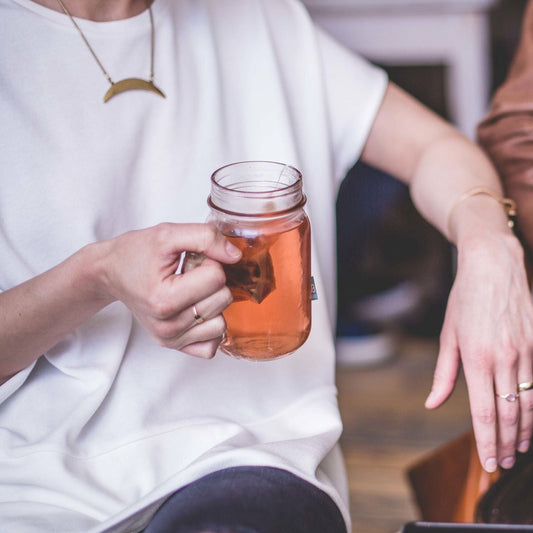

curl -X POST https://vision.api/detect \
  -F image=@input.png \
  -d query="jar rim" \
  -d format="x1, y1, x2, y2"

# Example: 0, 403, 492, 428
211, 161, 301, 193
209, 161, 304, 215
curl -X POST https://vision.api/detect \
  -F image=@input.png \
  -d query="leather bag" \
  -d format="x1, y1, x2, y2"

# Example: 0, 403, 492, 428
407, 431, 500, 523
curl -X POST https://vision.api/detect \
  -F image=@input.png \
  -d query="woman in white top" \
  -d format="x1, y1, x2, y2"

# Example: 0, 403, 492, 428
1, 0, 532, 531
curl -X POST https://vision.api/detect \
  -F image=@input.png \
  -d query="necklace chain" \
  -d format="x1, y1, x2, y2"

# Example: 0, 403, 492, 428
56, 0, 165, 102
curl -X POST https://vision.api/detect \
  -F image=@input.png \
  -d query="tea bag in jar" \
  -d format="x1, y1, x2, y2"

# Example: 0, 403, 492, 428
223, 235, 277, 304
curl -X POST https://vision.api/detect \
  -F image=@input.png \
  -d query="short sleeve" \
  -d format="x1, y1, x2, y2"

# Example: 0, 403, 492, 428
315, 26, 388, 182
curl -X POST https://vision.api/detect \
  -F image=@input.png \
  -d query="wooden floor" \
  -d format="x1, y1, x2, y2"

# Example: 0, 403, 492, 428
336, 334, 472, 533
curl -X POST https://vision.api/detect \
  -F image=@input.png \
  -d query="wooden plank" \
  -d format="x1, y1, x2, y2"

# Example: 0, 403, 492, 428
337, 336, 472, 532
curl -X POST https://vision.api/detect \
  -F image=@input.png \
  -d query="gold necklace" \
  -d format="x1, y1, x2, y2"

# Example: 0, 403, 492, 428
56, 0, 166, 103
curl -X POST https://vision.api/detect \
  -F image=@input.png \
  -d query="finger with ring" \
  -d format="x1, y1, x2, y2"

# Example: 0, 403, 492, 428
518, 381, 533, 393
496, 392, 520, 402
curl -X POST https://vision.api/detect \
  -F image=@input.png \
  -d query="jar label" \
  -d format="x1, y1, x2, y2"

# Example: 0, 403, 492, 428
310, 276, 318, 301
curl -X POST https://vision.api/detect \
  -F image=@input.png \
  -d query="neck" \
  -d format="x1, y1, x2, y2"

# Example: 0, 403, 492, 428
32, 0, 152, 21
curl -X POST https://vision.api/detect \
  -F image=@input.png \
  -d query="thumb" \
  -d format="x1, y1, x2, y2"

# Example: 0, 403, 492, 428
425, 334, 461, 410
203, 226, 242, 264
167, 223, 242, 265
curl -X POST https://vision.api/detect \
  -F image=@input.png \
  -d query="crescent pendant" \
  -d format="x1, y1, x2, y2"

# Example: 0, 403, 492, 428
103, 78, 166, 103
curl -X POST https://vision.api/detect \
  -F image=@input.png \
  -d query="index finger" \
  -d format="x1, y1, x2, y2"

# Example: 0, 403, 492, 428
162, 223, 242, 264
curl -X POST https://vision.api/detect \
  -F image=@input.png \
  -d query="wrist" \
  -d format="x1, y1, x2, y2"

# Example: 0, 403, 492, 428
455, 222, 524, 270
449, 192, 516, 245
74, 241, 117, 306
447, 188, 516, 236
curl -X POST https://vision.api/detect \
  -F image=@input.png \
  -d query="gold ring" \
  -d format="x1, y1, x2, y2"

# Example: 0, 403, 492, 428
496, 392, 519, 403
193, 305, 204, 325
518, 381, 533, 392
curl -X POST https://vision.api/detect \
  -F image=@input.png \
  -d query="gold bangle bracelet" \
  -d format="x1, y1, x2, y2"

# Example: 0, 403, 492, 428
447, 187, 517, 236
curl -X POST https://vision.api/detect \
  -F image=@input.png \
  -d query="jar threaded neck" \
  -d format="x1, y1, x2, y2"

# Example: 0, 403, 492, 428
209, 161, 304, 215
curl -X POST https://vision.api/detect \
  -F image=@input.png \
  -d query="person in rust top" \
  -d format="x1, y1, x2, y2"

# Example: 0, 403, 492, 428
478, 0, 533, 258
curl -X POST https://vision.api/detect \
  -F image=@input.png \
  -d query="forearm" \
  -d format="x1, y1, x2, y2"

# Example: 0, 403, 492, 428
0, 243, 112, 383
361, 82, 513, 245
410, 134, 512, 245
0, 223, 242, 381
410, 133, 525, 315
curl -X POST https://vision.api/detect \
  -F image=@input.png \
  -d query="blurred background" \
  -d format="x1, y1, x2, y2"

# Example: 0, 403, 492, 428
300, 1, 529, 532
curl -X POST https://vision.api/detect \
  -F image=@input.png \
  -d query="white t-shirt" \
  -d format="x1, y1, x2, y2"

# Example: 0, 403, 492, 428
0, 0, 387, 531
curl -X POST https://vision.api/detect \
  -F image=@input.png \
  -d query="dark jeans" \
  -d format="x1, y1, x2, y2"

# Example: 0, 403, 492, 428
143, 466, 347, 533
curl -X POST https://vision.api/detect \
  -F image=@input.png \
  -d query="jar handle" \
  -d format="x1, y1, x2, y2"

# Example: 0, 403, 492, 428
181, 251, 206, 273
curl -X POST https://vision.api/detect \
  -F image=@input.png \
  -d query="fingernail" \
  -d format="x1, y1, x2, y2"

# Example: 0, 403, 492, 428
424, 391, 435, 407
225, 240, 241, 258
501, 456, 515, 469
518, 440, 530, 453
484, 457, 498, 473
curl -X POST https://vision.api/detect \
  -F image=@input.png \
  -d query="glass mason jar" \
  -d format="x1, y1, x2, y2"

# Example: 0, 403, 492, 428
208, 161, 311, 361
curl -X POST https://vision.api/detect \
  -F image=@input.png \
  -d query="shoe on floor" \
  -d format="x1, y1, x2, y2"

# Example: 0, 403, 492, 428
348, 280, 423, 325
335, 323, 396, 368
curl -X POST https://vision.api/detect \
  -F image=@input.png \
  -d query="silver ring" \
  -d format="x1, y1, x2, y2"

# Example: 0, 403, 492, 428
518, 381, 533, 392
496, 392, 519, 402
192, 305, 204, 325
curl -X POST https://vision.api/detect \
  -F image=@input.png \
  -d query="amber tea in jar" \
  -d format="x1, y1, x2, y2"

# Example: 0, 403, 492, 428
208, 161, 311, 360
